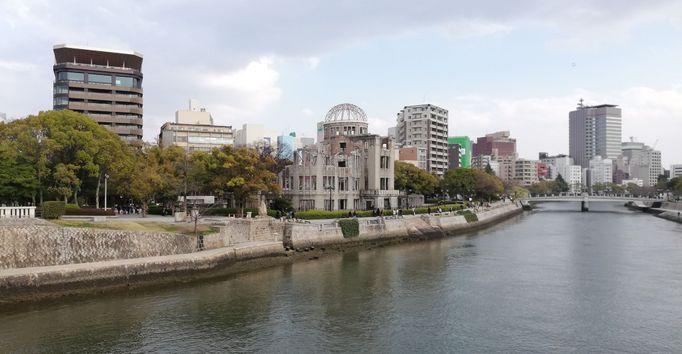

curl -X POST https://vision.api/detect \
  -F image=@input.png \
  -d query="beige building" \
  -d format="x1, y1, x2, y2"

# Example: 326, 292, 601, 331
281, 103, 399, 211
396, 104, 449, 176
159, 100, 233, 152
514, 159, 539, 186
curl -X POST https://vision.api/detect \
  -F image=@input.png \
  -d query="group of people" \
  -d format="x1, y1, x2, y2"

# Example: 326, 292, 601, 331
114, 204, 142, 215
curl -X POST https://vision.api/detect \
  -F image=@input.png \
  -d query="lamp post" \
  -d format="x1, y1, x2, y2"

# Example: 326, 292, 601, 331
326, 185, 335, 211
104, 174, 110, 210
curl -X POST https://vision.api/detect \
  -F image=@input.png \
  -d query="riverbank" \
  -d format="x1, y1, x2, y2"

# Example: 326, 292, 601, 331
0, 202, 522, 304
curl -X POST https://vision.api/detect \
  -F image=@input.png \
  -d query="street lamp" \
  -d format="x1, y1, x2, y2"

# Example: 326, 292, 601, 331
104, 174, 110, 210
325, 185, 335, 211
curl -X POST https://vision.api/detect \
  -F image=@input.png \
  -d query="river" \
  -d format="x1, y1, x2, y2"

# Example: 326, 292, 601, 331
2, 202, 682, 353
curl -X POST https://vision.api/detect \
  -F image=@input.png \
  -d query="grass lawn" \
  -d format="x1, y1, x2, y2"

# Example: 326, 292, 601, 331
51, 220, 218, 236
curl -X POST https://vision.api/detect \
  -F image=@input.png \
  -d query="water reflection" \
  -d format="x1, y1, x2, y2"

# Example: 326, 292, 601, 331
1, 203, 682, 353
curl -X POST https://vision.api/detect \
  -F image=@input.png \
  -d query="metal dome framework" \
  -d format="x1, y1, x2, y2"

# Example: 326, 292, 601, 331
324, 103, 368, 123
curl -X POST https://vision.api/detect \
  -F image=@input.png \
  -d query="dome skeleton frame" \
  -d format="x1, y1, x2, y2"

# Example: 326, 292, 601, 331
324, 103, 368, 123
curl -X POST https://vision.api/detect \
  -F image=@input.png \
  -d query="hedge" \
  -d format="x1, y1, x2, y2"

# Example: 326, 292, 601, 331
457, 210, 478, 223
64, 204, 79, 209
201, 208, 260, 217
42, 201, 65, 219
339, 219, 360, 238
64, 208, 116, 216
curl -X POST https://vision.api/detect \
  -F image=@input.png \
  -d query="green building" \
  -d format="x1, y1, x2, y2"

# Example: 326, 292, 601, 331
447, 136, 471, 168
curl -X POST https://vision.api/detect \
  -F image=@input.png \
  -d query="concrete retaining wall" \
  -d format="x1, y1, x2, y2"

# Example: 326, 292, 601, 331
0, 219, 196, 269
286, 202, 521, 249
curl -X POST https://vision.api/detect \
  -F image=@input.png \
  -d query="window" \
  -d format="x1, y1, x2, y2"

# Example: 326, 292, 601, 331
53, 97, 68, 106
57, 71, 84, 82
338, 177, 348, 191
299, 176, 303, 190
88, 73, 112, 84
115, 76, 134, 87
340, 142, 346, 151
311, 176, 317, 190
54, 85, 68, 94
339, 199, 347, 210
338, 161, 346, 167
380, 156, 390, 169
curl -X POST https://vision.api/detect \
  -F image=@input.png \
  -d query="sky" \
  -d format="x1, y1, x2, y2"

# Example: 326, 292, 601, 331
1, 0, 681, 167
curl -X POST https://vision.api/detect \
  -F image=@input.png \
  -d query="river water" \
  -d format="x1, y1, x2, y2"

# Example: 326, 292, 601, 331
2, 202, 682, 353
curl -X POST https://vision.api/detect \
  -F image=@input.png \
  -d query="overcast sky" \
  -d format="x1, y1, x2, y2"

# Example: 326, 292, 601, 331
1, 0, 681, 166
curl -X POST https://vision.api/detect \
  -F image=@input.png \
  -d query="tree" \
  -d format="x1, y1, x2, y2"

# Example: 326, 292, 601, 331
509, 185, 529, 199
554, 174, 570, 193
394, 161, 439, 196
441, 168, 476, 200
473, 169, 504, 200
207, 145, 281, 214
128, 149, 164, 217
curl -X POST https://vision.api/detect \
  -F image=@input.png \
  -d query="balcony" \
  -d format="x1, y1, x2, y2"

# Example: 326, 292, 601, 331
68, 91, 142, 104
68, 102, 143, 115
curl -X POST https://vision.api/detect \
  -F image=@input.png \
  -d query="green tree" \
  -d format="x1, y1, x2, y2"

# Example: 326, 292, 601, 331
554, 174, 570, 193
441, 168, 476, 200
394, 161, 440, 196
473, 169, 504, 200
208, 146, 281, 214
128, 149, 164, 217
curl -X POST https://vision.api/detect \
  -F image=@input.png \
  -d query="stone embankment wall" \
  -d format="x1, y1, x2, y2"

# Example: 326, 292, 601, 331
0, 219, 196, 269
285, 202, 521, 249
202, 218, 284, 250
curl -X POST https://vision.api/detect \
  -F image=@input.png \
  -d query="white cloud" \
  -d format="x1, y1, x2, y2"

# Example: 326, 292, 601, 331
302, 108, 314, 116
202, 56, 281, 115
447, 87, 682, 166
442, 19, 513, 39
307, 57, 320, 70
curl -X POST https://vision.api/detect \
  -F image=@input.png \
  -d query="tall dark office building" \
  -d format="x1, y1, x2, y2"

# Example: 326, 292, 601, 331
52, 44, 144, 146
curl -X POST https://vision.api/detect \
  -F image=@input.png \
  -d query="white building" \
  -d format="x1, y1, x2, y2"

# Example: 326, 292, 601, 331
547, 155, 582, 193
396, 104, 449, 176
670, 164, 682, 179
617, 140, 662, 187
234, 123, 278, 147
159, 100, 233, 152
472, 155, 500, 176
281, 103, 399, 211
622, 178, 644, 187
569, 101, 622, 168
587, 155, 613, 187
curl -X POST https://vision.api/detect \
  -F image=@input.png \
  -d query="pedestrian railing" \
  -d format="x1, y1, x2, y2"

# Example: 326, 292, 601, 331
0, 206, 36, 219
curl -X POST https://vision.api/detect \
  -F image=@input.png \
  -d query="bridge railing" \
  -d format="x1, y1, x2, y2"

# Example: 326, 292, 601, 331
0, 206, 36, 218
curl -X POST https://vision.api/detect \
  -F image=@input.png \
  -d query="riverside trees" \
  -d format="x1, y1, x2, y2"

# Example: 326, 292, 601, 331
0, 111, 280, 211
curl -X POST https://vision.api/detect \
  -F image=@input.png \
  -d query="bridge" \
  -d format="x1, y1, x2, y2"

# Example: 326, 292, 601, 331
526, 194, 664, 212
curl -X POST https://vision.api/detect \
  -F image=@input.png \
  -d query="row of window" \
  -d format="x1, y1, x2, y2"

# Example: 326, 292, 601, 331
56, 71, 141, 88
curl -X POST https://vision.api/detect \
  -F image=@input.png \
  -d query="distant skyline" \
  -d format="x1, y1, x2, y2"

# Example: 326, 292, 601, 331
1, 0, 681, 166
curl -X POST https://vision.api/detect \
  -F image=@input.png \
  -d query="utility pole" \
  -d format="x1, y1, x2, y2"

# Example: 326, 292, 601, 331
104, 174, 109, 210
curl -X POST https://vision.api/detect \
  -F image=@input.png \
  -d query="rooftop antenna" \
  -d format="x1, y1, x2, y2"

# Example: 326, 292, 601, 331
578, 98, 584, 109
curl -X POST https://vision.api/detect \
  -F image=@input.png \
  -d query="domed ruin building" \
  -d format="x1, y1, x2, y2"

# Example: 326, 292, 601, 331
281, 103, 399, 211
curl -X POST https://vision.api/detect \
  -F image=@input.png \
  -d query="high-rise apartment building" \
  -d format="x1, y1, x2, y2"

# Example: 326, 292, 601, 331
52, 44, 144, 146
617, 140, 662, 187
396, 104, 449, 176
569, 101, 622, 168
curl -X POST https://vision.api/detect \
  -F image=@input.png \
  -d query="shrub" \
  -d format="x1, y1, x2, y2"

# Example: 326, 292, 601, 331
64, 203, 79, 209
339, 219, 360, 238
457, 210, 478, 223
42, 201, 66, 219
147, 206, 165, 215
64, 208, 115, 216
295, 210, 349, 220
